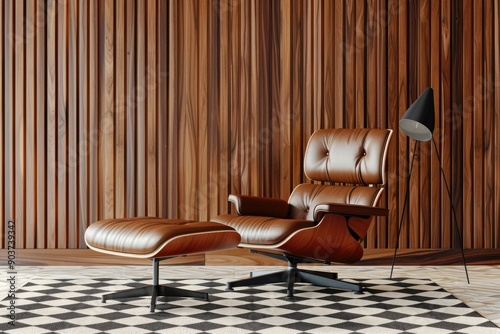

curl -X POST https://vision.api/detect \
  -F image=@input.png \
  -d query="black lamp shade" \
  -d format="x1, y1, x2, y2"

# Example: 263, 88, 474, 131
399, 87, 435, 141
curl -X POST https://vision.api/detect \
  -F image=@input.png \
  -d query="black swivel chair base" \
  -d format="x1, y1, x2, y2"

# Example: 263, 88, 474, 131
226, 251, 364, 299
101, 258, 209, 312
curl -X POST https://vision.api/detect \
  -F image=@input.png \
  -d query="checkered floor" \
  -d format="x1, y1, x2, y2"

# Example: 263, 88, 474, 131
1, 277, 498, 333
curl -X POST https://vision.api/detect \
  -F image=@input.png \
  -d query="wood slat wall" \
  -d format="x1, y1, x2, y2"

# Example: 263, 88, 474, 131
1, 0, 499, 250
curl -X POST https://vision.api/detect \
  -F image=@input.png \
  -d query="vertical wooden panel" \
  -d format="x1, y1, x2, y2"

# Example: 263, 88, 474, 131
407, 0, 420, 248
462, 0, 473, 248
206, 0, 218, 219
450, 0, 464, 249
146, 0, 157, 217
99, 0, 114, 220
78, 0, 89, 247
312, 0, 322, 130
397, 0, 409, 248
257, 0, 268, 193
494, 0, 500, 248
386, 0, 400, 248
334, 0, 344, 127
167, 0, 180, 217
418, 0, 431, 249
216, 0, 231, 215
430, 0, 441, 248
375, 0, 387, 129
303, 0, 313, 138
46, 0, 57, 248
354, 0, 365, 129
473, 0, 484, 248
483, 0, 494, 248
197, 0, 209, 212
365, 0, 377, 248
198, 0, 210, 220
440, 0, 452, 248
366, 0, 378, 129
26, 0, 37, 248
115, 0, 126, 219
157, 0, 169, 218
0, 0, 4, 248
125, 0, 136, 217
279, 0, 292, 198
14, 0, 25, 248
178, 0, 198, 219
136, 0, 146, 216
88, 0, 99, 235
291, 0, 303, 187
36, 0, 47, 247
427, 0, 440, 249
4, 1, 14, 236
344, 0, 356, 128
258, 0, 272, 196
57, 0, 68, 248
376, 0, 388, 247
323, 1, 334, 128
68, 0, 79, 248
229, 0, 242, 197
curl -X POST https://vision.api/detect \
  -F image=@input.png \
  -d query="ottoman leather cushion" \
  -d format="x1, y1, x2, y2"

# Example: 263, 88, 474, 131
85, 217, 241, 258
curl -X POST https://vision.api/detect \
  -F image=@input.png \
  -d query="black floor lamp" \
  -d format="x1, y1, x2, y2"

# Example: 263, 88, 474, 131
390, 87, 470, 283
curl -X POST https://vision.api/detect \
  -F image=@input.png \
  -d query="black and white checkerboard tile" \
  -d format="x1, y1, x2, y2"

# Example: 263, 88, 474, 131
1, 277, 498, 333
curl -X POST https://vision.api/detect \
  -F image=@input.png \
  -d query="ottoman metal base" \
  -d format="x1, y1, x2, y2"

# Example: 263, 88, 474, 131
102, 258, 208, 312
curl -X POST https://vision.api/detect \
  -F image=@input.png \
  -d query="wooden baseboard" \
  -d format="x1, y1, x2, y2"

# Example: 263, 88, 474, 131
2, 248, 499, 266
1, 249, 205, 266
354, 248, 500, 266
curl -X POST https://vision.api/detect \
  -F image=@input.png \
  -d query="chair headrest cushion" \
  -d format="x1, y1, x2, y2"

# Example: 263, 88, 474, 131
304, 128, 392, 185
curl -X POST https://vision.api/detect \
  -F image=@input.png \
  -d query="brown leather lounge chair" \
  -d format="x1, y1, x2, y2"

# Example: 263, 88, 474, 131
211, 128, 393, 298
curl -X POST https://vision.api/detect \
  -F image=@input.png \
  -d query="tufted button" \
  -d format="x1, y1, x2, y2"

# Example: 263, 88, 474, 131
326, 151, 329, 156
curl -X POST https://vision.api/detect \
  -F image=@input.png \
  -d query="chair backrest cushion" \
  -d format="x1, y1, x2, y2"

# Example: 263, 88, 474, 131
304, 128, 392, 185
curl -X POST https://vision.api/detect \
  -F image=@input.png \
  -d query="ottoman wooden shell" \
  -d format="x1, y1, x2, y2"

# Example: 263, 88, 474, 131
85, 217, 241, 312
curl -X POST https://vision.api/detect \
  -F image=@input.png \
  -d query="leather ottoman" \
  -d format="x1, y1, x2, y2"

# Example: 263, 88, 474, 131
85, 217, 240, 311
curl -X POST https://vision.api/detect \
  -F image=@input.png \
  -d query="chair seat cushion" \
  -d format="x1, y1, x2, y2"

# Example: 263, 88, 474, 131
84, 217, 241, 258
211, 214, 315, 245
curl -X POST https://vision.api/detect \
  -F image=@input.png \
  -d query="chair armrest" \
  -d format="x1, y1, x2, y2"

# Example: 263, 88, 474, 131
313, 203, 388, 221
228, 194, 289, 218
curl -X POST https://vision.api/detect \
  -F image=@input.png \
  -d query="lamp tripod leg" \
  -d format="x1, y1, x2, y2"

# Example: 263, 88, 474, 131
432, 139, 470, 284
390, 140, 418, 279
